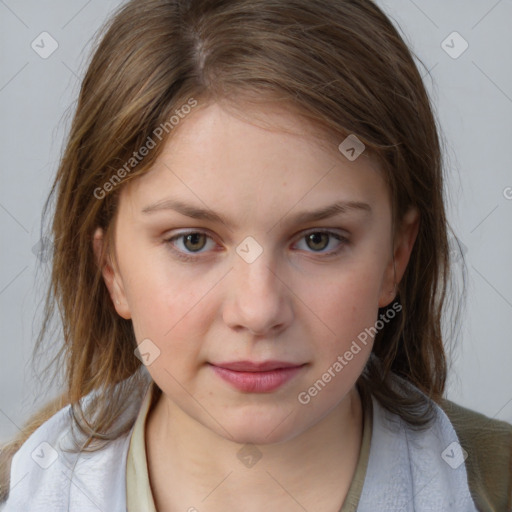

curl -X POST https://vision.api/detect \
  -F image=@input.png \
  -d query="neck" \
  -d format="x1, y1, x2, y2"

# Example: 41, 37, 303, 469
145, 386, 364, 512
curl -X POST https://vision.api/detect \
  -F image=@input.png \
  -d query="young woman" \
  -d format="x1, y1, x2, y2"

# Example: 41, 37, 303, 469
1, 0, 510, 511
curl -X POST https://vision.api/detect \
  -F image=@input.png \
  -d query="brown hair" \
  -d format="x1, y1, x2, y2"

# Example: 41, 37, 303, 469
1, 0, 462, 493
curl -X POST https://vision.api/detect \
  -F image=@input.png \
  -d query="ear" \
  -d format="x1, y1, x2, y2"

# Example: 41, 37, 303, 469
378, 207, 420, 308
92, 226, 132, 319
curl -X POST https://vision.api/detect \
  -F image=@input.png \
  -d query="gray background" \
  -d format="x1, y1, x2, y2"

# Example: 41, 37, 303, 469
1, 0, 511, 444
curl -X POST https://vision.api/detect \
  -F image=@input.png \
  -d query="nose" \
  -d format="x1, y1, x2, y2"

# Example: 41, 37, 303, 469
222, 249, 293, 337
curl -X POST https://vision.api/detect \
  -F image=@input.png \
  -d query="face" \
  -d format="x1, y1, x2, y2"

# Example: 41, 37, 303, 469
94, 101, 418, 445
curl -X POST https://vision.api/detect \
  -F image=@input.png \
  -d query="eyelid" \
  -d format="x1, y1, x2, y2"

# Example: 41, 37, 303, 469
163, 227, 350, 261
164, 230, 218, 261
292, 229, 349, 254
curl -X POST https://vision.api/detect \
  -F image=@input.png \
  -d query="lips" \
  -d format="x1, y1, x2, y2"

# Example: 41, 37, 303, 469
209, 360, 306, 393
212, 360, 303, 372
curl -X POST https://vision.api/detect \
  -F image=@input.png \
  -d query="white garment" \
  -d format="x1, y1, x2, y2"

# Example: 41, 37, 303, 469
1, 373, 479, 512
357, 383, 478, 511
1, 404, 131, 512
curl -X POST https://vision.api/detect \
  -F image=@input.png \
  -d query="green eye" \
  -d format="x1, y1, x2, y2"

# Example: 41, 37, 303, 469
305, 232, 330, 251
164, 229, 349, 263
295, 230, 348, 255
181, 232, 208, 252
164, 231, 216, 261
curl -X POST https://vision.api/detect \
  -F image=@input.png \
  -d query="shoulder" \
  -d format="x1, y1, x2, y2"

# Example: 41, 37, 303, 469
439, 398, 512, 512
1, 396, 138, 511
0, 403, 74, 510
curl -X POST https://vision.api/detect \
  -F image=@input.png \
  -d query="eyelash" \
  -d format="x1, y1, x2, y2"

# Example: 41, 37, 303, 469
163, 229, 349, 262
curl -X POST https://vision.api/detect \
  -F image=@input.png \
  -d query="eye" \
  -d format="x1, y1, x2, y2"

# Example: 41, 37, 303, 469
164, 231, 216, 261
294, 230, 348, 255
164, 229, 349, 263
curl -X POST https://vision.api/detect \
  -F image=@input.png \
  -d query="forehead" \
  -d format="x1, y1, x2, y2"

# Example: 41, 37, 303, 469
117, 101, 388, 223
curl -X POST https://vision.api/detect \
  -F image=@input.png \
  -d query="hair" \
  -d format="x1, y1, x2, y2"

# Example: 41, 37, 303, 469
1, 0, 463, 494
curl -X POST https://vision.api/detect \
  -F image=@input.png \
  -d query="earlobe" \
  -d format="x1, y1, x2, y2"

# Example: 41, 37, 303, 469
92, 227, 132, 319
378, 207, 420, 308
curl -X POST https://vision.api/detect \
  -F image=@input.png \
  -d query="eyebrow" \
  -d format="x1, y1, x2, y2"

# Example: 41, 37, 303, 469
141, 198, 372, 229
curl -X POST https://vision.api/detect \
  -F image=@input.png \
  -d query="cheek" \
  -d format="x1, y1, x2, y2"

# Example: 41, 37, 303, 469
122, 252, 218, 363
127, 275, 210, 391
121, 246, 190, 322
295, 264, 387, 403
312, 260, 386, 343
130, 283, 211, 343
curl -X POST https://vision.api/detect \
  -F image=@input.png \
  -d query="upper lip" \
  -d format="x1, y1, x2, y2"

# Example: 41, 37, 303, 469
211, 360, 305, 372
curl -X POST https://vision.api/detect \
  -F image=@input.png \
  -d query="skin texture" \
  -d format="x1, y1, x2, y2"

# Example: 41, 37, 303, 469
93, 101, 419, 511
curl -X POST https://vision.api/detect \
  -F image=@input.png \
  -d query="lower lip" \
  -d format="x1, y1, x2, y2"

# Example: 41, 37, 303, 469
210, 365, 305, 393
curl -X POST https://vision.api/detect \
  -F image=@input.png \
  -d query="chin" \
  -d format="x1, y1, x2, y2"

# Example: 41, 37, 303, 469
213, 410, 305, 446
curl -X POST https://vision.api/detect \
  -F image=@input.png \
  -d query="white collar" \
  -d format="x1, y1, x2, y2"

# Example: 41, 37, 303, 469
2, 373, 478, 511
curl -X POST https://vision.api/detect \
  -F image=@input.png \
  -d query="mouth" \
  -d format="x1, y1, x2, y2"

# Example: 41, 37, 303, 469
208, 360, 307, 393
